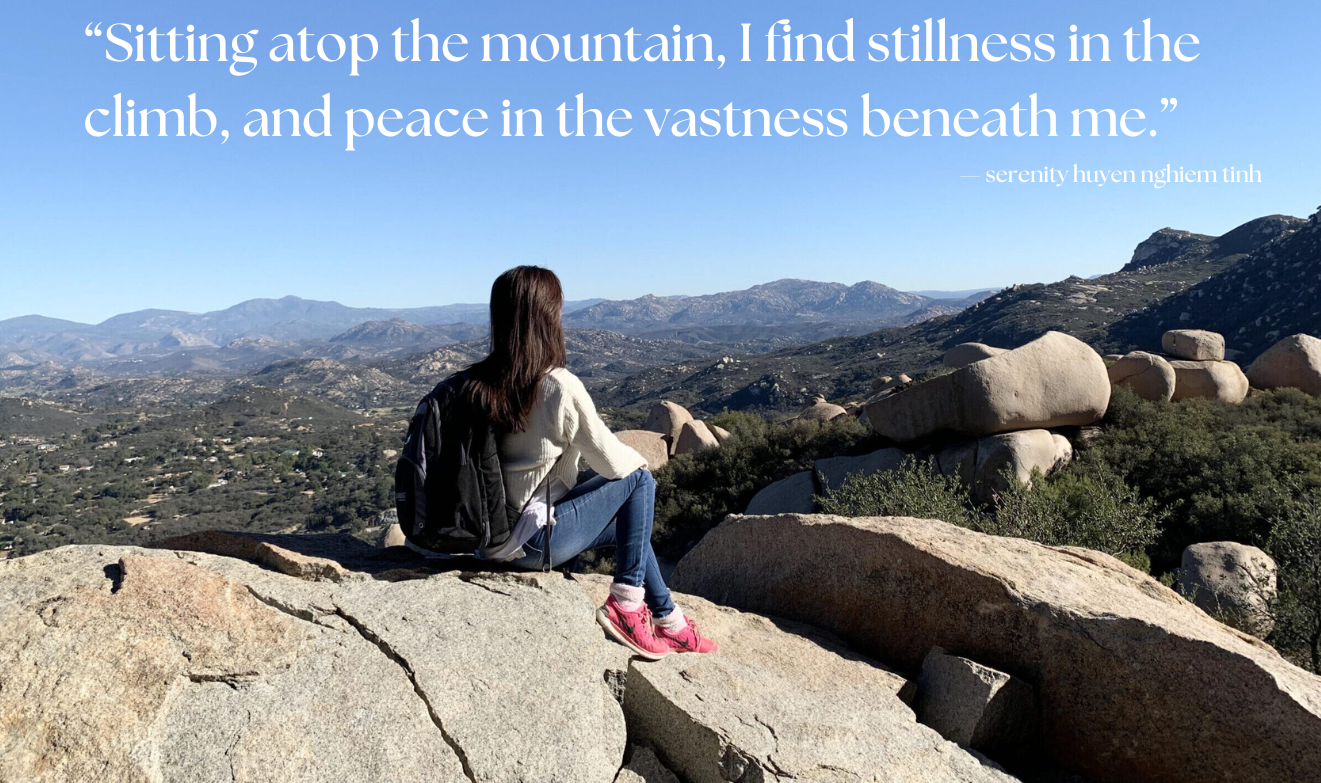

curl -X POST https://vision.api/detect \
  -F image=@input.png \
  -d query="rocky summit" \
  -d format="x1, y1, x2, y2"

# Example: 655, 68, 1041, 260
1, 530, 1018, 783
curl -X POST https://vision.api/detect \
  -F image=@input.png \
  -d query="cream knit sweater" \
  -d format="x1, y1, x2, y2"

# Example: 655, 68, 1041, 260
498, 368, 647, 513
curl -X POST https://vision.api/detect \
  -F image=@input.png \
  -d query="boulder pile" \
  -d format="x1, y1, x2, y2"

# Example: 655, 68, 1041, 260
748, 332, 1105, 513
1110, 329, 1321, 403
0, 530, 1018, 783
629, 401, 731, 462
672, 513, 1321, 783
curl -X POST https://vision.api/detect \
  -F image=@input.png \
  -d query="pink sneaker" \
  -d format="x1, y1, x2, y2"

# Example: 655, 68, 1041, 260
596, 595, 670, 660
656, 620, 719, 654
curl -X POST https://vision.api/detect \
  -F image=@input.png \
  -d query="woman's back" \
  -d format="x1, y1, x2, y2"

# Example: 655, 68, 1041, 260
498, 367, 645, 513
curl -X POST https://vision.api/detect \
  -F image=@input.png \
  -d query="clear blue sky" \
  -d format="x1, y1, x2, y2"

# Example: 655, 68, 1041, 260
2, 0, 1317, 323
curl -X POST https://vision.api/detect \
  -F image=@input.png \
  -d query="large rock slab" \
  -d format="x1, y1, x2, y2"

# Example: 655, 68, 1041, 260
645, 402, 694, 456
743, 470, 817, 515
865, 332, 1110, 443
672, 514, 1321, 783
617, 429, 670, 470
0, 547, 468, 783
1246, 333, 1321, 396
1162, 329, 1226, 361
576, 576, 1016, 783
943, 343, 1008, 369
0, 538, 629, 783
1107, 350, 1177, 402
1170, 359, 1250, 403
1180, 541, 1278, 636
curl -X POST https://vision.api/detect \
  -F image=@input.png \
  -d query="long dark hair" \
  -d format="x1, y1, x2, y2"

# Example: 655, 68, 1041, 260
465, 266, 568, 432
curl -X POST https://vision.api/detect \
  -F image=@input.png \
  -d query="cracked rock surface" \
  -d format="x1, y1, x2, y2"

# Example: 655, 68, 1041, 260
0, 546, 467, 783
0, 532, 1029, 782
578, 575, 1015, 783
0, 543, 624, 783
672, 514, 1321, 783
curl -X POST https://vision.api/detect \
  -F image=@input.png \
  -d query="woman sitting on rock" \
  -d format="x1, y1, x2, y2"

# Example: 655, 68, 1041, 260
466, 265, 716, 659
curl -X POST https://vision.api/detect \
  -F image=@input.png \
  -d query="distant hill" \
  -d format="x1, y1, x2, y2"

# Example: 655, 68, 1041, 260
593, 212, 1307, 415
563, 280, 940, 334
1107, 214, 1318, 360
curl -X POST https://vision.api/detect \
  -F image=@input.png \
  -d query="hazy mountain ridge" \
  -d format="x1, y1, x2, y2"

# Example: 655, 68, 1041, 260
0, 296, 604, 362
563, 279, 948, 334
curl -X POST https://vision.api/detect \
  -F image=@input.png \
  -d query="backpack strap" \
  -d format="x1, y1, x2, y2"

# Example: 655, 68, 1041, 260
541, 477, 554, 572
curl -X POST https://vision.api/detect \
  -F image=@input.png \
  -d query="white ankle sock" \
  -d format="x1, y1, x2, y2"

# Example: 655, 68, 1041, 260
609, 582, 645, 612
655, 606, 687, 631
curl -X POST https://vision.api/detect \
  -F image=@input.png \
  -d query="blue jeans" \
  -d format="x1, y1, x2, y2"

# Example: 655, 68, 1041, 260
511, 469, 675, 619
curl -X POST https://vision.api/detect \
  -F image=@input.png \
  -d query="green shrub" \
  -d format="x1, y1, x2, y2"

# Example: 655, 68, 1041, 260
816, 457, 1161, 561
1083, 386, 1321, 571
816, 456, 979, 529
986, 465, 1164, 558
651, 413, 877, 559
1268, 488, 1321, 672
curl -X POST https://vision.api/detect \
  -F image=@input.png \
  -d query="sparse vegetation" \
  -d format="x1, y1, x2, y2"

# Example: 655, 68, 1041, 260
0, 389, 403, 557
816, 456, 978, 528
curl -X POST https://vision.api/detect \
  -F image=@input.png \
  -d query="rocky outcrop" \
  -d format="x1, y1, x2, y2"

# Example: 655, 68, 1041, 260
645, 401, 693, 456
865, 332, 1110, 443
1180, 541, 1278, 636
576, 576, 1015, 783
674, 420, 720, 456
1162, 329, 1226, 361
1170, 359, 1250, 403
797, 396, 847, 422
0, 541, 627, 783
1106, 350, 1177, 402
943, 343, 1007, 369
617, 429, 670, 470
1120, 227, 1214, 272
709, 424, 732, 444
1246, 333, 1321, 396
936, 430, 1071, 503
672, 514, 1321, 783
1, 533, 1019, 783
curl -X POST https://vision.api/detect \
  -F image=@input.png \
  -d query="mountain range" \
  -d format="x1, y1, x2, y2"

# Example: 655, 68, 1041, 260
0, 283, 994, 372
561, 280, 979, 334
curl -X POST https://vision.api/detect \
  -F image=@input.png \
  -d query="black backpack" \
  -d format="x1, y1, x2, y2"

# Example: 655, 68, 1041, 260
394, 373, 520, 555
